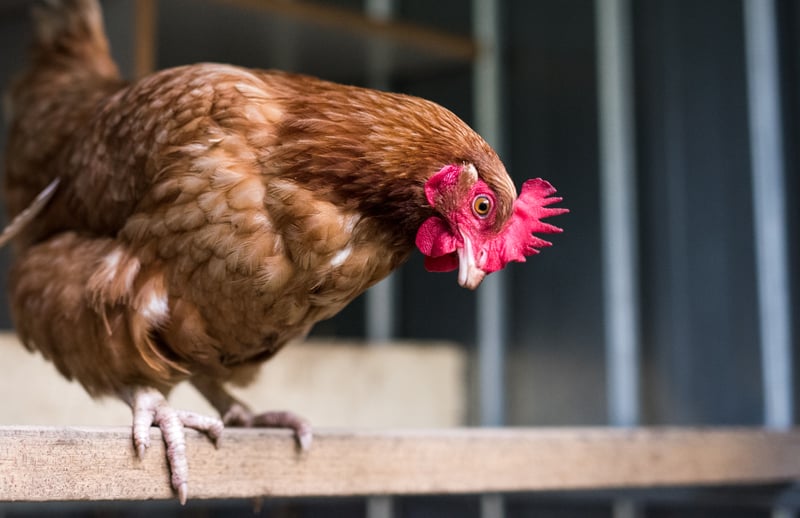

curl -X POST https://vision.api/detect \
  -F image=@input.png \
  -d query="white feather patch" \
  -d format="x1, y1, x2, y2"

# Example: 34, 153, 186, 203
88, 247, 142, 310
140, 290, 169, 325
340, 214, 360, 235
330, 247, 352, 268
100, 249, 139, 293
103, 249, 122, 273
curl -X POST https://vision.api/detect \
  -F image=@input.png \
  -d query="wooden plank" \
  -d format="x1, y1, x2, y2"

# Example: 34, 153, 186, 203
2, 427, 800, 502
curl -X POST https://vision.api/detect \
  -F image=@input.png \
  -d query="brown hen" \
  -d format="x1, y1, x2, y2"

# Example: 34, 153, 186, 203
3, 0, 566, 502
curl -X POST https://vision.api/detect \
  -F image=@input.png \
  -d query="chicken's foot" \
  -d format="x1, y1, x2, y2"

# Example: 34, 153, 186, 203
191, 377, 313, 450
224, 403, 313, 450
122, 386, 224, 504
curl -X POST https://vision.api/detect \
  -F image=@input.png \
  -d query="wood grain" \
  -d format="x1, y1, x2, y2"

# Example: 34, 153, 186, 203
2, 427, 799, 502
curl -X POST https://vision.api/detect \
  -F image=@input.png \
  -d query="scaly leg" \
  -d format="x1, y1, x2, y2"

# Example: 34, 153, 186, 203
191, 376, 313, 450
121, 386, 224, 504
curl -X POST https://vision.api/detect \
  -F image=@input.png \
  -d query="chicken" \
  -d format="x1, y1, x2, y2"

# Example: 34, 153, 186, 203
3, 0, 567, 503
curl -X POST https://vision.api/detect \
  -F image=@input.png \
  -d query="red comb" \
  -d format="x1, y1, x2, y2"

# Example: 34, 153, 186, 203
483, 178, 567, 272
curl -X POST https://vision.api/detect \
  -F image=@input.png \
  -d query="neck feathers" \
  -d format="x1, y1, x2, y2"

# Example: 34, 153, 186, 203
265, 72, 514, 238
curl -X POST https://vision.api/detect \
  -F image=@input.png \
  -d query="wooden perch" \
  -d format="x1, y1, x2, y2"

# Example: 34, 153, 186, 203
2, 426, 800, 502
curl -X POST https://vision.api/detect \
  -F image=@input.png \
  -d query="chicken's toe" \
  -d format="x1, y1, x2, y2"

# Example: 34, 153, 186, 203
125, 386, 224, 504
223, 404, 313, 450
251, 410, 313, 450
177, 409, 224, 445
192, 378, 312, 449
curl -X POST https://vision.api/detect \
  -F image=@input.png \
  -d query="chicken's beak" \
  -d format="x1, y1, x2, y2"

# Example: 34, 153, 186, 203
457, 233, 487, 290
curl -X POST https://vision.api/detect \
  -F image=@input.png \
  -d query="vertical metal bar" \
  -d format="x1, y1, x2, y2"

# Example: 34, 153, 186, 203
364, 0, 397, 344
595, 0, 640, 430
474, 0, 506, 517
743, 1, 794, 517
596, 1, 641, 517
612, 500, 641, 518
366, 276, 397, 342
366, 0, 394, 22
477, 274, 506, 427
474, 0, 505, 434
365, 0, 394, 92
364, 3, 397, 517
366, 496, 394, 518
743, 0, 794, 432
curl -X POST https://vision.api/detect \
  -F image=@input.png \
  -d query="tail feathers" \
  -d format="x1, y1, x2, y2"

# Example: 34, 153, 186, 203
30, 0, 115, 74
0, 179, 60, 248
32, 0, 105, 47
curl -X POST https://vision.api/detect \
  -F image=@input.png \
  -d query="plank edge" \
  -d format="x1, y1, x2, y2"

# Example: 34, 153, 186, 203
2, 426, 800, 502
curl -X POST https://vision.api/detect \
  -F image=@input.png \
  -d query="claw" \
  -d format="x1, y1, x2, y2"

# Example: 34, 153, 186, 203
298, 429, 313, 451
177, 482, 188, 506
124, 386, 224, 504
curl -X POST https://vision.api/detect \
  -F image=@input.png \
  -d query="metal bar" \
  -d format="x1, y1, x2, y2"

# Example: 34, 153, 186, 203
473, 0, 505, 434
364, 0, 397, 343
612, 499, 642, 518
473, 0, 506, 517
473, 0, 505, 432
366, 496, 394, 518
363, 0, 397, 342
595, 0, 640, 430
477, 274, 506, 428
473, 0, 503, 153
365, 275, 397, 342
743, 0, 794, 432
743, 1, 795, 516
596, 1, 640, 517
365, 0, 394, 93
364, 1, 396, 516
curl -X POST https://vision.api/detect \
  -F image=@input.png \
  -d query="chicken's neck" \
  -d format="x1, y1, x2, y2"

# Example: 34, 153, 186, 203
290, 163, 434, 252
264, 73, 493, 252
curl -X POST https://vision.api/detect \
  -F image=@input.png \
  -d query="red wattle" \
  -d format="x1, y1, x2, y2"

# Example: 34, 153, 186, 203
415, 216, 458, 257
416, 216, 461, 272
424, 253, 459, 272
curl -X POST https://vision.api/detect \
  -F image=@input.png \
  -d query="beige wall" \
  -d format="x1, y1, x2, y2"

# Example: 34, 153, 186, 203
0, 334, 466, 428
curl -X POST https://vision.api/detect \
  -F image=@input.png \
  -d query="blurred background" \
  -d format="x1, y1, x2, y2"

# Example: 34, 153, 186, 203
0, 0, 798, 517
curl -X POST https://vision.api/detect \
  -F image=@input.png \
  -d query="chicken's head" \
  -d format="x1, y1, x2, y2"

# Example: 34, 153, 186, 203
415, 164, 567, 289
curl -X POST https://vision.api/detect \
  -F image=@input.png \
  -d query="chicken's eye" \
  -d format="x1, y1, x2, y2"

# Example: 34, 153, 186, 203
472, 195, 492, 218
